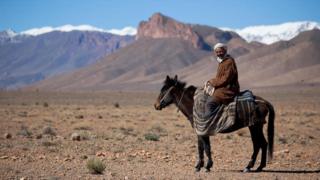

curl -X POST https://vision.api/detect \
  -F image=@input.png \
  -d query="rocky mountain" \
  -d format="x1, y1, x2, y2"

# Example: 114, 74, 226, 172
0, 30, 134, 89
137, 13, 208, 49
21, 13, 320, 91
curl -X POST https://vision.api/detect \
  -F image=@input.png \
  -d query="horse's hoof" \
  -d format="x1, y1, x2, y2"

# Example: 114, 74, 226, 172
195, 168, 201, 172
205, 168, 211, 172
243, 168, 251, 173
255, 167, 263, 172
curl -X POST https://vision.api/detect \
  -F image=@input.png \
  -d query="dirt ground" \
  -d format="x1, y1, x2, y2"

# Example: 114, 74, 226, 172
0, 89, 319, 180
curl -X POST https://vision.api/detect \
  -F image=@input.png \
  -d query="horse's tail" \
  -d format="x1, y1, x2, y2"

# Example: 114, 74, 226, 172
265, 99, 275, 162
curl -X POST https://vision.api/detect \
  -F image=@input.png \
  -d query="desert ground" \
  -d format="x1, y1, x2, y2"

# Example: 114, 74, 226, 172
0, 87, 320, 179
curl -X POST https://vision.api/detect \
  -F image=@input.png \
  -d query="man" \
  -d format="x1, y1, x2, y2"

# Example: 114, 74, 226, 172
204, 43, 240, 105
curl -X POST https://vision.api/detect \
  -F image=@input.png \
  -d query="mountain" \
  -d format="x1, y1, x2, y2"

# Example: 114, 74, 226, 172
178, 29, 320, 88
0, 31, 134, 89
224, 21, 320, 44
29, 38, 210, 91
20, 24, 137, 36
13, 13, 320, 91
137, 13, 207, 49
0, 29, 30, 44
26, 13, 265, 91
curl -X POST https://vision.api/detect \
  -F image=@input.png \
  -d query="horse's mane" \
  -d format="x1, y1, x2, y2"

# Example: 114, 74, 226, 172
166, 78, 196, 93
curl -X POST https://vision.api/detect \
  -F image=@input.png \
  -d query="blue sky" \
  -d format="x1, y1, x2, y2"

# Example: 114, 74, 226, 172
1, 0, 319, 32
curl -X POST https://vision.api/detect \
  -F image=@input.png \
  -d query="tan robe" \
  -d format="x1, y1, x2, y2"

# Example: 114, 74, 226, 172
208, 55, 240, 105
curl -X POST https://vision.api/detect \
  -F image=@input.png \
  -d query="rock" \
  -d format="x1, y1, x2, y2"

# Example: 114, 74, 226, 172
80, 155, 88, 159
4, 133, 12, 139
64, 158, 72, 162
136, 13, 205, 49
39, 155, 46, 160
0, 156, 9, 159
71, 133, 81, 141
36, 134, 42, 139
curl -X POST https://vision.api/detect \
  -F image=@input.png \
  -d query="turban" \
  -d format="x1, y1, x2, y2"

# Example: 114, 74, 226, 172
213, 43, 227, 51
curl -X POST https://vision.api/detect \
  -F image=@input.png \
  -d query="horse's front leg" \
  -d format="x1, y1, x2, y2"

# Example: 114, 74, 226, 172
203, 136, 213, 172
195, 136, 204, 172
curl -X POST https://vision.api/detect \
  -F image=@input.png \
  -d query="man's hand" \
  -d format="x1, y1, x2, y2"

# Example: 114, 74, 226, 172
204, 81, 215, 96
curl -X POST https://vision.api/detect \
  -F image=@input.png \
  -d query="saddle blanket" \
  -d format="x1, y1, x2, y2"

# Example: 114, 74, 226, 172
193, 89, 258, 136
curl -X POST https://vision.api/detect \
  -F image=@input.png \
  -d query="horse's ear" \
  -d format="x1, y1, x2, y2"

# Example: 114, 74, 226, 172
166, 75, 170, 82
174, 75, 178, 81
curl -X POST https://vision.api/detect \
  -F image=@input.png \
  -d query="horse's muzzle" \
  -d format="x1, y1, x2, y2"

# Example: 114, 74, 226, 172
154, 102, 162, 110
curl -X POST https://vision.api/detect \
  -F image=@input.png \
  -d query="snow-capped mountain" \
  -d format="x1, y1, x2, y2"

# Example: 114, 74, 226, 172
19, 25, 137, 36
223, 21, 320, 44
0, 29, 17, 37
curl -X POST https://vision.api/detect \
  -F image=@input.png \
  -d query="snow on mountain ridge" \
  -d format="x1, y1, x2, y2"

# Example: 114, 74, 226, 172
19, 25, 137, 36
223, 21, 320, 44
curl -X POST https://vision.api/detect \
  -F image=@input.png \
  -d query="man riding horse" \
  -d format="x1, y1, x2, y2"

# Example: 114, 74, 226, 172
204, 43, 240, 105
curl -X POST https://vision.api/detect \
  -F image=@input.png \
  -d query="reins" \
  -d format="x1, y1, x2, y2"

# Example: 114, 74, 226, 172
176, 88, 186, 113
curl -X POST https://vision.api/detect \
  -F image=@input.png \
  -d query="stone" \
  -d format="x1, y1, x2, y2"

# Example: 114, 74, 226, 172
71, 133, 81, 141
4, 133, 12, 139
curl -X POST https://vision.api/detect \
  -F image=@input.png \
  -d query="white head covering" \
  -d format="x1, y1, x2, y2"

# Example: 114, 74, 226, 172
213, 43, 227, 51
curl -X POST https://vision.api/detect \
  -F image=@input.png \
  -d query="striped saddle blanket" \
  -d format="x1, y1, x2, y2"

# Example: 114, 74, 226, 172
193, 89, 257, 136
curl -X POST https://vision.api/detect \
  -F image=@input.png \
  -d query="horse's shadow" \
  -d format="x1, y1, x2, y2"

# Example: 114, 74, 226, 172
229, 169, 320, 174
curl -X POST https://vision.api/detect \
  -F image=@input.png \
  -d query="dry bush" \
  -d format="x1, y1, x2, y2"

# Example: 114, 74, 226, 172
144, 133, 160, 141
86, 158, 106, 174
42, 126, 56, 136
17, 125, 32, 137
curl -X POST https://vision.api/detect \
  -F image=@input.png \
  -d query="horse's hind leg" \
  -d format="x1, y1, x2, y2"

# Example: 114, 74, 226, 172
256, 124, 268, 172
195, 136, 204, 172
243, 126, 260, 172
203, 136, 213, 172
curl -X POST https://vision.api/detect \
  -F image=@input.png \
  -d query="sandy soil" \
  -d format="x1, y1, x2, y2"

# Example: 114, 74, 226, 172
0, 89, 319, 179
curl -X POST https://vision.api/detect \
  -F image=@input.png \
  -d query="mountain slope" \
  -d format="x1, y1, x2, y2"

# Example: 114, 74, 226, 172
28, 15, 320, 91
0, 31, 134, 89
178, 29, 320, 88
31, 38, 210, 91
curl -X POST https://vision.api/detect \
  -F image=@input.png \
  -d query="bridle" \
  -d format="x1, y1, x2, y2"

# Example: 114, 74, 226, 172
159, 85, 186, 112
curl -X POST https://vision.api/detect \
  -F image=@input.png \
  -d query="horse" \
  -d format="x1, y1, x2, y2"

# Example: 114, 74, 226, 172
154, 75, 275, 172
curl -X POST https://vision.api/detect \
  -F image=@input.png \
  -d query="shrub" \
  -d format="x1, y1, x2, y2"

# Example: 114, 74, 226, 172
42, 126, 56, 136
17, 125, 32, 137
144, 133, 160, 141
86, 158, 106, 174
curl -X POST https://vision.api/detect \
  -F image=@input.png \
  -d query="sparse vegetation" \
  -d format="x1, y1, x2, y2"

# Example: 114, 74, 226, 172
149, 124, 168, 137
144, 133, 160, 141
41, 140, 57, 147
86, 158, 106, 174
17, 125, 32, 137
74, 126, 92, 131
42, 126, 56, 136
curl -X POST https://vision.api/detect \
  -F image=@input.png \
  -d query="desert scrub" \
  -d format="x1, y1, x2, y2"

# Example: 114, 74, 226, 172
42, 126, 56, 136
17, 125, 32, 137
144, 133, 160, 141
86, 158, 106, 174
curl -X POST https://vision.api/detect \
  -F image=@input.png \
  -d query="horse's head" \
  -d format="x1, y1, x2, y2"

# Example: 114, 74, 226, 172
154, 75, 186, 110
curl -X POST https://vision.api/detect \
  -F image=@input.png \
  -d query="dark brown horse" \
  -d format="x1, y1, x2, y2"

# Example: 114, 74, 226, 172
154, 75, 275, 172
